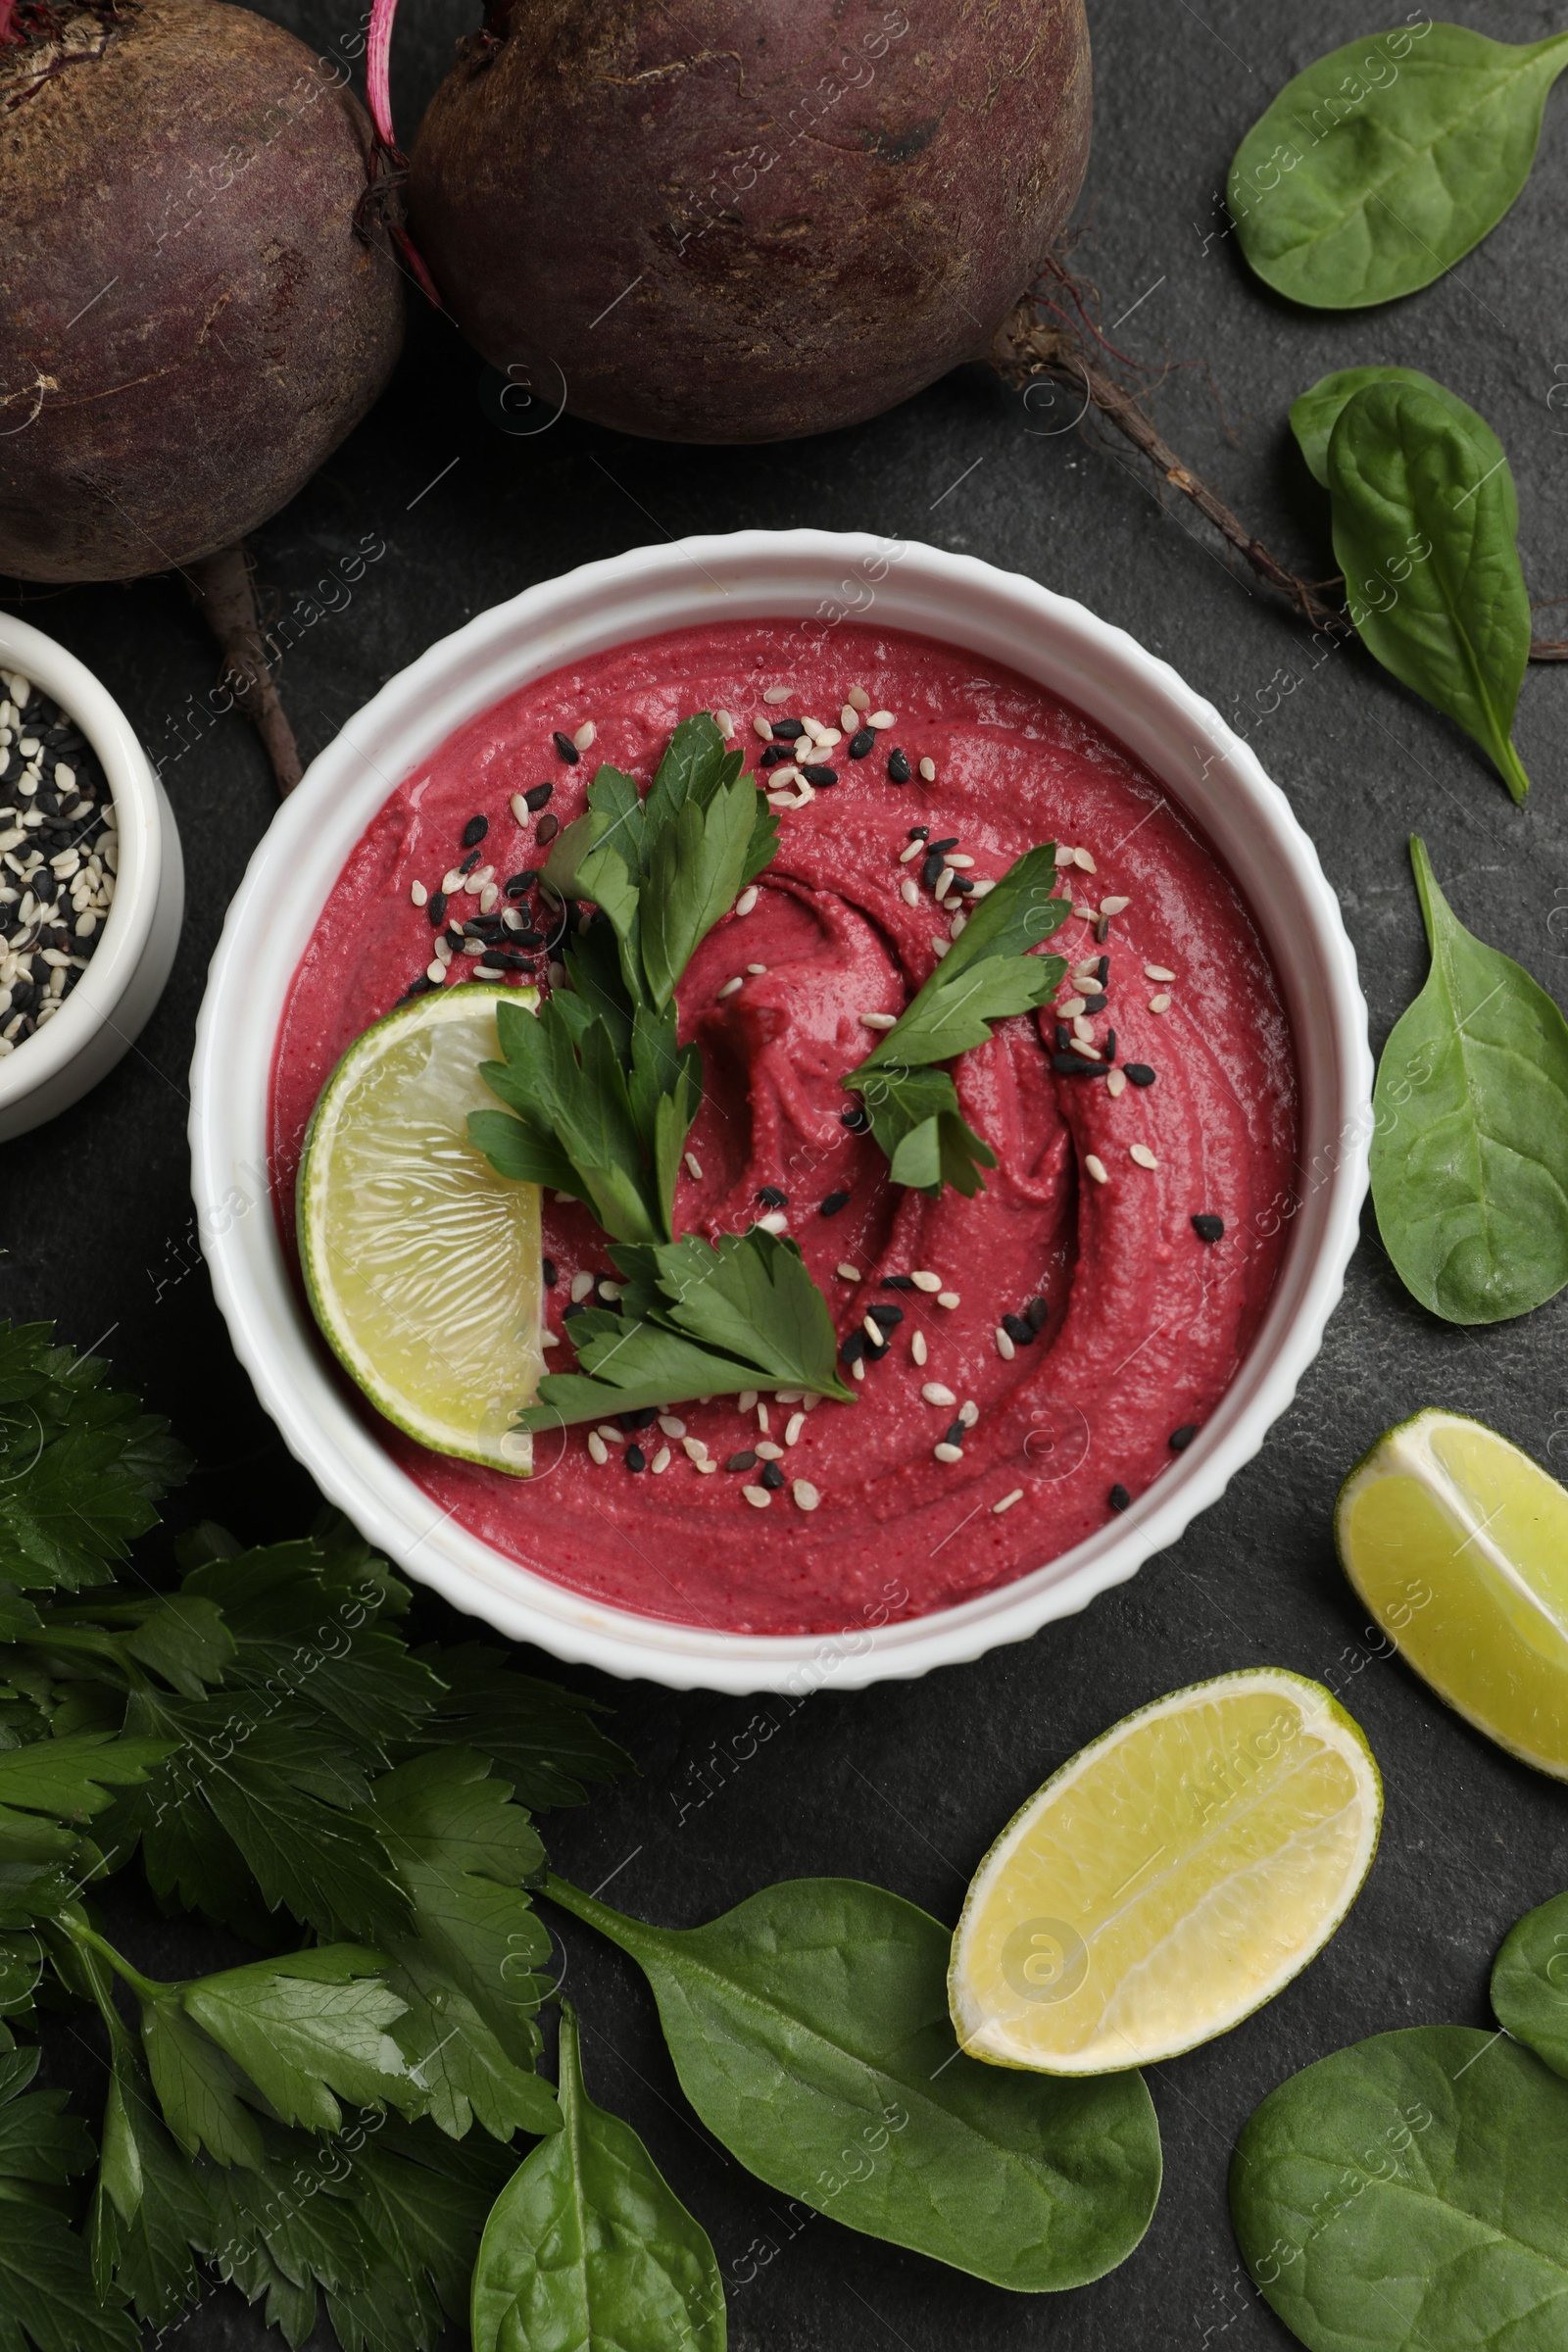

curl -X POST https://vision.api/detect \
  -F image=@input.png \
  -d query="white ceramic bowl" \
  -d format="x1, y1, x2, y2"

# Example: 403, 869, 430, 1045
0, 611, 183, 1140
191, 532, 1371, 1693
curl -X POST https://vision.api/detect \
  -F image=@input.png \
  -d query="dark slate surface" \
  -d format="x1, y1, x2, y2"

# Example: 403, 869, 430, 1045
5, 1, 1568, 2345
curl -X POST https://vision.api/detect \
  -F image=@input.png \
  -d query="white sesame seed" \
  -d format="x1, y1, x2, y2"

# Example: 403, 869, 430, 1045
793, 1479, 821, 1511
934, 869, 955, 902
742, 1484, 772, 1506
587, 1432, 609, 1465
746, 961, 767, 975
1130, 1144, 1158, 1170
867, 710, 895, 728
774, 1390, 803, 1403
945, 852, 974, 869
950, 912, 967, 939
921, 1382, 957, 1407
932, 938, 952, 958
755, 1440, 784, 1460
570, 1270, 596, 1302
958, 1400, 979, 1428
715, 709, 734, 738
785, 1411, 806, 1446
1057, 996, 1087, 1016
1101, 895, 1131, 916
901, 877, 919, 907
411, 879, 428, 906
718, 975, 745, 999
573, 720, 596, 752
681, 1436, 709, 1462
766, 793, 795, 812
837, 1263, 860, 1282
995, 1326, 1016, 1361
911, 1330, 928, 1366
74, 911, 96, 938
735, 885, 759, 916
993, 1488, 1024, 1515
852, 1358, 866, 1382
909, 1270, 942, 1293
898, 839, 925, 863
426, 959, 447, 986
1145, 964, 1176, 982
650, 1446, 671, 1473
464, 866, 495, 895
859, 1010, 898, 1029
659, 1415, 686, 1438
1073, 903, 1098, 922
1085, 1153, 1109, 1185
763, 685, 792, 704
969, 878, 995, 898
936, 1290, 960, 1309
1149, 993, 1171, 1014
684, 1151, 704, 1181
1074, 848, 1098, 872
757, 1210, 788, 1235
1072, 1015, 1096, 1042
848, 687, 871, 711
443, 867, 465, 893
540, 1330, 561, 1348
474, 963, 503, 980
918, 757, 936, 782
738, 1390, 759, 1412
1106, 1067, 1128, 1098
768, 764, 800, 786
479, 883, 499, 913
840, 704, 859, 730
695, 1458, 718, 1473
934, 1442, 964, 1464
817, 727, 843, 749
753, 713, 774, 740
862, 1313, 883, 1346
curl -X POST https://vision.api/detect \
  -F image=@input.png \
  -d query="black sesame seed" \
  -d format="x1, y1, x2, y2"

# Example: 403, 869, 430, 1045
840, 1331, 867, 1365
445, 927, 466, 950
842, 1104, 870, 1133
542, 1258, 558, 1287
513, 929, 546, 949
770, 717, 806, 740
562, 1301, 587, 1321
405, 974, 436, 998
952, 876, 974, 893
524, 782, 555, 810
1192, 1214, 1225, 1244
927, 837, 959, 856
819, 1190, 851, 1216
802, 763, 839, 787
907, 824, 929, 841
488, 948, 536, 971
1108, 1483, 1131, 1512
945, 1419, 966, 1448
760, 744, 791, 767
866, 1301, 904, 1331
552, 732, 579, 764
760, 1461, 785, 1491
1025, 1295, 1049, 1331
887, 748, 911, 784
1125, 1063, 1156, 1087
1001, 1312, 1036, 1347
1054, 1053, 1106, 1074
1054, 1023, 1072, 1053
462, 813, 489, 849
504, 869, 538, 898
617, 1407, 660, 1431
921, 852, 945, 891
1103, 1030, 1117, 1062
1095, 956, 1109, 983
1083, 992, 1107, 1013
881, 1274, 915, 1291
727, 1450, 759, 1472
427, 890, 448, 927
625, 1444, 647, 1472
459, 848, 481, 876
758, 1185, 788, 1209
865, 1339, 890, 1362
848, 728, 875, 759
1169, 1424, 1198, 1451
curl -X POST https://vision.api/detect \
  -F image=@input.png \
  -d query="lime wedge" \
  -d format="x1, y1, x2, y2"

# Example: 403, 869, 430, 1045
948, 1669, 1380, 2074
297, 983, 543, 1475
1337, 1407, 1568, 1779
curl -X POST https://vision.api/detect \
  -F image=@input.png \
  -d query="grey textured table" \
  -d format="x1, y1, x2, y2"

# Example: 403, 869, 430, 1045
6, 2, 1568, 2344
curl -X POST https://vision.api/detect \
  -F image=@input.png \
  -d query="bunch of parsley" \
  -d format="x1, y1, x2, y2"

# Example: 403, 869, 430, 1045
0, 1321, 626, 2352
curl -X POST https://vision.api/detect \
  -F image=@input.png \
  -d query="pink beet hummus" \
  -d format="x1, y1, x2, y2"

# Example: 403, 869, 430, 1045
270, 618, 1298, 1636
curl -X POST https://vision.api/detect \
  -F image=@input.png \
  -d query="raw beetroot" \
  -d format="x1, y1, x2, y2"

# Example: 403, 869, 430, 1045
0, 0, 403, 582
406, 0, 1090, 444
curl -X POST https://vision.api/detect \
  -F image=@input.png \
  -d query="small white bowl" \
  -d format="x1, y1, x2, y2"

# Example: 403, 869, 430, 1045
191, 532, 1371, 1693
0, 612, 183, 1140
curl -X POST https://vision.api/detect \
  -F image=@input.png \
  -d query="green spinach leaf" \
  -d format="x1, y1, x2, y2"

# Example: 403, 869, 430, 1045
1370, 839, 1568, 1324
1231, 2024, 1568, 2350
545, 1875, 1159, 2291
1492, 1890, 1568, 2082
1230, 24, 1568, 309
471, 2003, 723, 2352
1327, 380, 1531, 799
1291, 368, 1516, 527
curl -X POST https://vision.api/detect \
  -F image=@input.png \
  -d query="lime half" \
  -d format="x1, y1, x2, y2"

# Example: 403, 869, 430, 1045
1337, 1407, 1568, 1779
298, 983, 543, 1475
949, 1669, 1381, 2074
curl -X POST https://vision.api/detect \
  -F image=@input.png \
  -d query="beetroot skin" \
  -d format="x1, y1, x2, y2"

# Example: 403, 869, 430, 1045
409, 0, 1090, 444
0, 0, 403, 582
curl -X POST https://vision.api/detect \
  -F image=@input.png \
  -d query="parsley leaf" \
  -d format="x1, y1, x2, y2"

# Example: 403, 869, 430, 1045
0, 2030, 135, 2352
520, 1229, 855, 1431
846, 846, 1069, 1198
411, 1646, 630, 1811
90, 2048, 214, 2330
322, 2112, 516, 2352
180, 1948, 424, 2134
140, 1990, 267, 2169
0, 1326, 187, 1593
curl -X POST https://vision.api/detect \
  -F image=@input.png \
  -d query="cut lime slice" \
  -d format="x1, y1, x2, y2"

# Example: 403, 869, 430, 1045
297, 982, 543, 1475
949, 1668, 1381, 2074
1337, 1407, 1568, 1779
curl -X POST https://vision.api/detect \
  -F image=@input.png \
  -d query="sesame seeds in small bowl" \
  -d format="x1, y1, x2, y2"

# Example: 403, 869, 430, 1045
0, 612, 182, 1141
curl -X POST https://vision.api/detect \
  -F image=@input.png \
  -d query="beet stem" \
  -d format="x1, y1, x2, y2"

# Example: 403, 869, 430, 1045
187, 543, 303, 797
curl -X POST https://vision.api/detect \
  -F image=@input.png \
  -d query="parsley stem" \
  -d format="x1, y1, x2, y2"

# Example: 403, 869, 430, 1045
63, 1917, 165, 2006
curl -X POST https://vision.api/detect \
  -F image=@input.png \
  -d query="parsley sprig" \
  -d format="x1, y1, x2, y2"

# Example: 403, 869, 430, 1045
845, 845, 1070, 1196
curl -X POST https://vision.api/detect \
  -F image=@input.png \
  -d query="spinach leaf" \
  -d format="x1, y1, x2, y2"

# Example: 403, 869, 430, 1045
545, 1875, 1159, 2291
470, 2004, 723, 2352
1230, 24, 1568, 309
1370, 839, 1568, 1324
1231, 2025, 1568, 2350
1327, 381, 1531, 800
1492, 1890, 1568, 2082
1290, 368, 1516, 527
